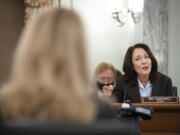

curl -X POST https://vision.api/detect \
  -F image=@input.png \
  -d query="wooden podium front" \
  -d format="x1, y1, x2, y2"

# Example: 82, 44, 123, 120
113, 103, 180, 135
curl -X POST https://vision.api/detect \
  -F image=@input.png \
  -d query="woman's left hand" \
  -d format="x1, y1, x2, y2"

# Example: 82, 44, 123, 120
103, 85, 114, 96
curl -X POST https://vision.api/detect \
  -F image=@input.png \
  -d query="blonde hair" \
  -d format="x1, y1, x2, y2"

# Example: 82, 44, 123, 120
0, 8, 96, 123
94, 62, 117, 80
92, 62, 117, 93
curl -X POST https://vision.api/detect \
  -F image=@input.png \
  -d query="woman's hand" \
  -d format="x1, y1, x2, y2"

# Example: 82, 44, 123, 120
103, 85, 114, 96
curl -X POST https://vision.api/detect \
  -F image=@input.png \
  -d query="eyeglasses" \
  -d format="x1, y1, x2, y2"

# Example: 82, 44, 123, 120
99, 77, 114, 83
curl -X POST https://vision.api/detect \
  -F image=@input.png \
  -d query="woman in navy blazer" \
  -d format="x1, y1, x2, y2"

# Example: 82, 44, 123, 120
113, 43, 172, 103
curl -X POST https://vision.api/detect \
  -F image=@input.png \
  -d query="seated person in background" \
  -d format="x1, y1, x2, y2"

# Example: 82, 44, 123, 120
92, 62, 117, 98
113, 43, 172, 103
116, 69, 122, 79
0, 8, 115, 122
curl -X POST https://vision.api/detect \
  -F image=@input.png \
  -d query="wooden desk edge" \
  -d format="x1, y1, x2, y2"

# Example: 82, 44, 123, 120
113, 103, 180, 109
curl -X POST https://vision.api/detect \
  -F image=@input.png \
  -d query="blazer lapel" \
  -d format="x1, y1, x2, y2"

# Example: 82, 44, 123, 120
127, 85, 141, 102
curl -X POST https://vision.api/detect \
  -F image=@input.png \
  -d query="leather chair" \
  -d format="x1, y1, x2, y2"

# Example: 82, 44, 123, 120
0, 118, 140, 135
172, 86, 178, 96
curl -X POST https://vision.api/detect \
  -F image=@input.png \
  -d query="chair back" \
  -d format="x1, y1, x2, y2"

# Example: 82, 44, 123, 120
0, 118, 140, 135
172, 86, 178, 96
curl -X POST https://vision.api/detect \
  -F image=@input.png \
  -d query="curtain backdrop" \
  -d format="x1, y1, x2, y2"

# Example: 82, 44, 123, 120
143, 0, 168, 74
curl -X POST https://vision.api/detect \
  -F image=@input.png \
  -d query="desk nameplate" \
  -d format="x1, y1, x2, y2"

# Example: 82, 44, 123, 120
141, 96, 179, 103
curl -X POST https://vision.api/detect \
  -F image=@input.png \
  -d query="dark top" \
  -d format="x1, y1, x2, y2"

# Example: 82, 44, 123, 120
113, 73, 173, 103
92, 96, 116, 119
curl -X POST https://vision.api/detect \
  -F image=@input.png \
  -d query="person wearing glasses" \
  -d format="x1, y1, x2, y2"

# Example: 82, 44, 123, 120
92, 62, 117, 97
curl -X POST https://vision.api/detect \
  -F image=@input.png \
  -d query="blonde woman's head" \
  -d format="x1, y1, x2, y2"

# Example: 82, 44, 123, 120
0, 8, 95, 123
12, 8, 87, 89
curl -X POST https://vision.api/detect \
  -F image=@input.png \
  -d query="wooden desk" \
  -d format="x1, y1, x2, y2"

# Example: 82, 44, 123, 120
113, 103, 180, 135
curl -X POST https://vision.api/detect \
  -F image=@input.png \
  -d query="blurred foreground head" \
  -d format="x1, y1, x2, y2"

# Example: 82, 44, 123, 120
0, 8, 95, 123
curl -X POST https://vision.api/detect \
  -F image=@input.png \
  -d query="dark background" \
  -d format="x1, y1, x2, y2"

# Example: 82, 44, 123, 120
0, 0, 24, 84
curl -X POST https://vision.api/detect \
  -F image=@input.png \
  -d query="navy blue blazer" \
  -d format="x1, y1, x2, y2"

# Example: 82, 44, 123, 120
113, 73, 173, 103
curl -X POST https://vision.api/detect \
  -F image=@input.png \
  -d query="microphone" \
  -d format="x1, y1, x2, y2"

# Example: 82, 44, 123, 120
117, 84, 154, 120
123, 84, 131, 103
117, 106, 154, 120
122, 84, 131, 108
134, 106, 154, 120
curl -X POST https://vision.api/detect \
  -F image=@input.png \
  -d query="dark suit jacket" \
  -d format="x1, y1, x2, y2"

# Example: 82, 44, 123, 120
113, 73, 173, 103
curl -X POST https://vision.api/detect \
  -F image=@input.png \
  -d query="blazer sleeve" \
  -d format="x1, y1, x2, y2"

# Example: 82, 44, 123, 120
153, 73, 173, 96
160, 73, 173, 96
113, 76, 125, 102
165, 76, 173, 96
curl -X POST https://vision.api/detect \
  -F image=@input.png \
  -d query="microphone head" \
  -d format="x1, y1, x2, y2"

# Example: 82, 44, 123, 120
117, 106, 154, 120
121, 100, 132, 108
134, 106, 154, 120
121, 103, 131, 108
124, 100, 132, 105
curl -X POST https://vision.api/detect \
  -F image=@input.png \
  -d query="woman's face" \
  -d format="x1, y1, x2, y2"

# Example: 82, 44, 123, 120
132, 48, 152, 77
97, 69, 114, 85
